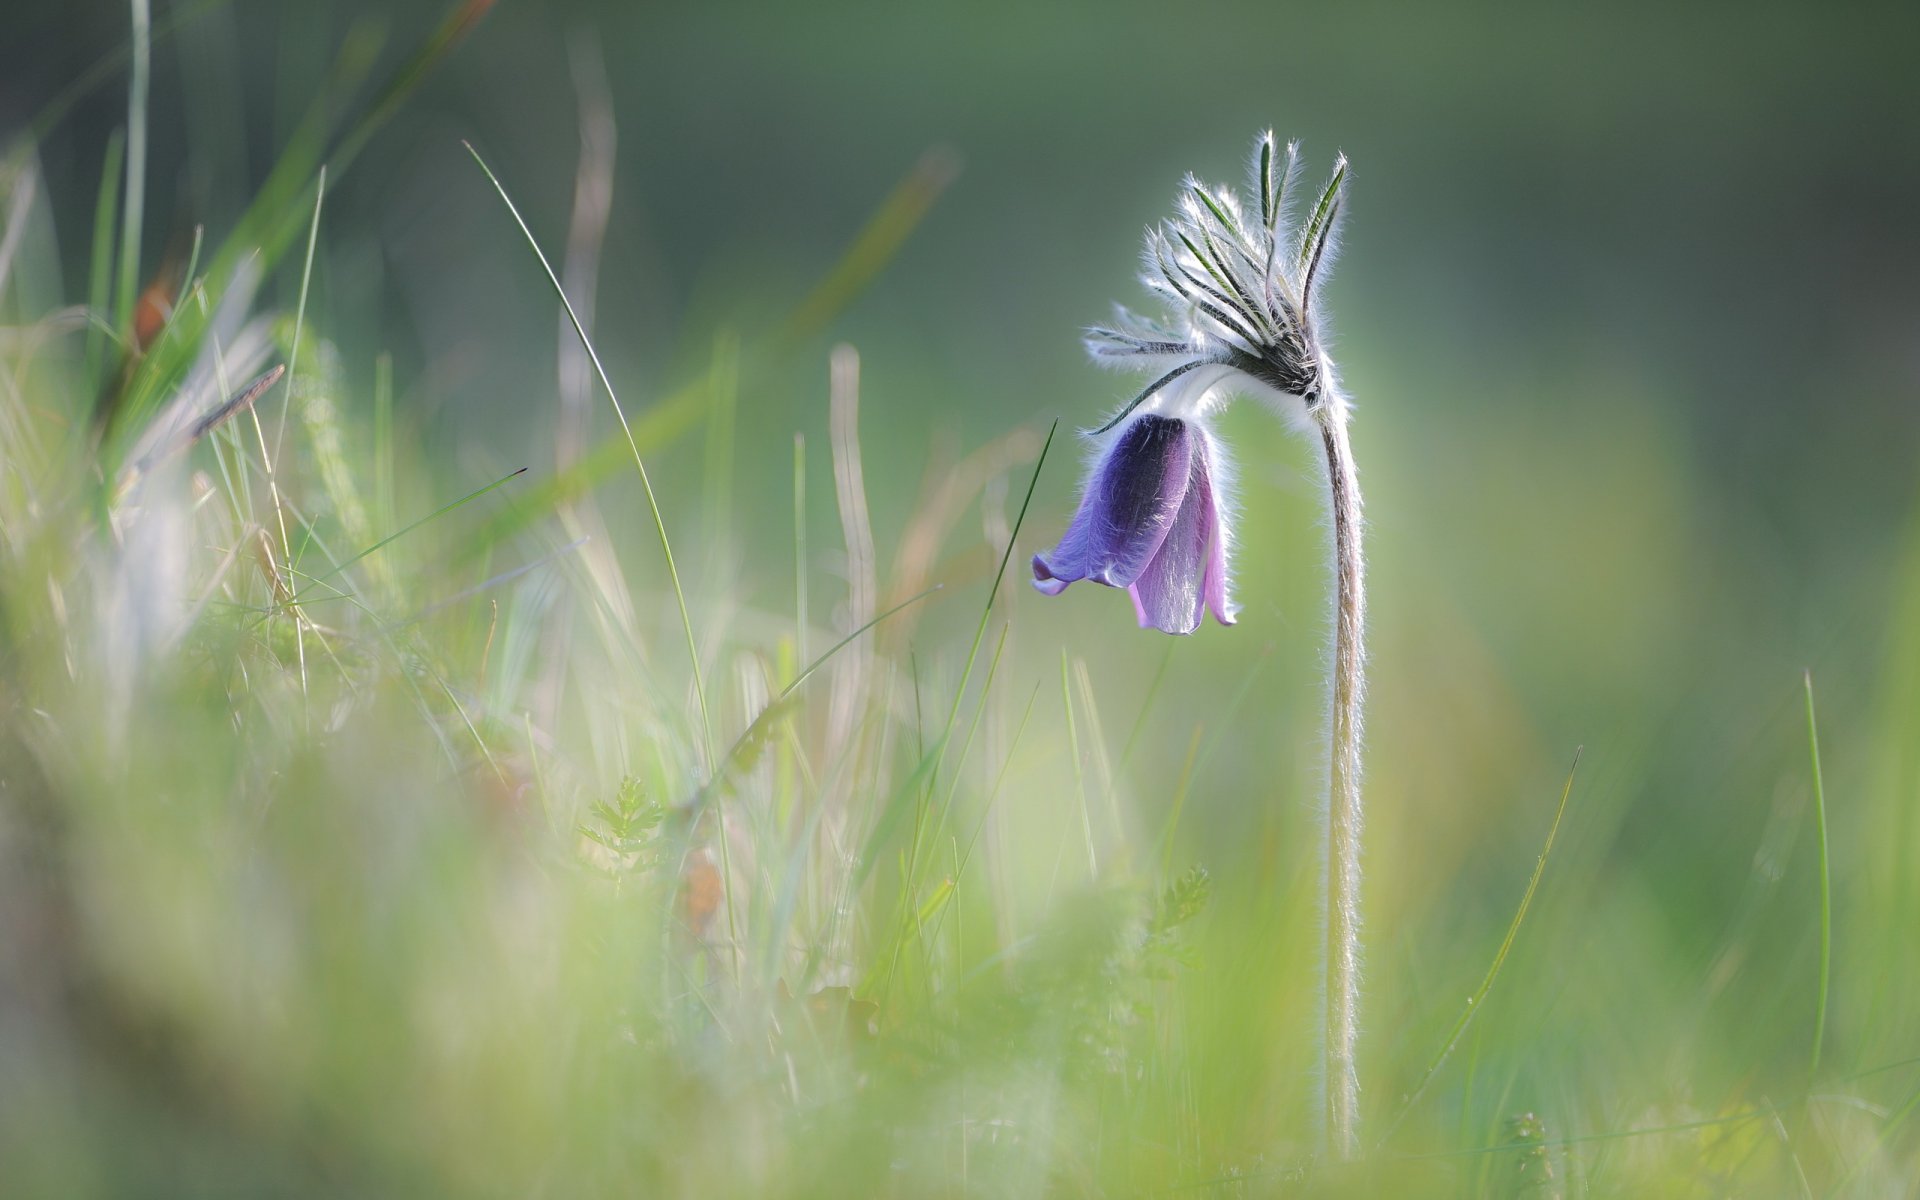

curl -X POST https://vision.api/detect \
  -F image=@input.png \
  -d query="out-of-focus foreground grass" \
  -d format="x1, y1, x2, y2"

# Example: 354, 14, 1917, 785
3, 3, 1919, 1196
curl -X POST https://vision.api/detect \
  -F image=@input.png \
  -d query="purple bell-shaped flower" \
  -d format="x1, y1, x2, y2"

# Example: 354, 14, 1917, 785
1032, 413, 1235, 635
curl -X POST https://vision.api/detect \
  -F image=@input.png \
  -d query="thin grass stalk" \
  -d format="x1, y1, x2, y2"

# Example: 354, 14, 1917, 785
1317, 392, 1366, 1158
826, 344, 876, 764
463, 141, 715, 773
1804, 670, 1832, 1082
1377, 750, 1581, 1147
112, 0, 149, 335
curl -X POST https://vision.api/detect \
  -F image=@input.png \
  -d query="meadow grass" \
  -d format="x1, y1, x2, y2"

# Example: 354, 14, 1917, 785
3, 9, 1919, 1198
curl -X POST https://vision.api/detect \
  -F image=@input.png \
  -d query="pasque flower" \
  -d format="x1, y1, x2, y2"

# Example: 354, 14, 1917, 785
1034, 133, 1370, 1160
1031, 412, 1234, 635
1034, 132, 1348, 634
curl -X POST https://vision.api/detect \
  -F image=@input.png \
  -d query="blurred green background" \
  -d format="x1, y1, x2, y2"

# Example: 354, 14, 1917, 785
4, 0, 1919, 1193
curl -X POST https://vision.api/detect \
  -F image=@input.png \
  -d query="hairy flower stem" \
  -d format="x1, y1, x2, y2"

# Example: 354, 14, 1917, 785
1317, 394, 1366, 1159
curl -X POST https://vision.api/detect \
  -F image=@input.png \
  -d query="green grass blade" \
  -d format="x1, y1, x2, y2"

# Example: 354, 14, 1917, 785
450, 393, 704, 562
1378, 747, 1582, 1147
449, 149, 956, 564
270, 164, 326, 479
1805, 670, 1832, 1082
464, 140, 716, 774
281, 466, 528, 608
112, 0, 151, 336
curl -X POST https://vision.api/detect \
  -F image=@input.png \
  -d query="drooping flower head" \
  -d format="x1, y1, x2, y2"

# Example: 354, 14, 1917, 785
1034, 133, 1350, 633
1032, 413, 1234, 635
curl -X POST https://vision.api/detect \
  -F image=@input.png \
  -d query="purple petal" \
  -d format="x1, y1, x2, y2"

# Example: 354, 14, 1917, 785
1032, 415, 1193, 595
1127, 460, 1209, 635
1199, 434, 1237, 626
1131, 432, 1234, 634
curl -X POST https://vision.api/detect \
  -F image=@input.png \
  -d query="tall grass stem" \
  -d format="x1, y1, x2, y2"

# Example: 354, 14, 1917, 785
464, 141, 716, 774
1377, 750, 1581, 1146
1804, 670, 1832, 1082
112, 0, 149, 335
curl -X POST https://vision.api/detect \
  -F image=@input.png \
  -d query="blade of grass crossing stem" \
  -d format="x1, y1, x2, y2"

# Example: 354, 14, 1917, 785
1805, 670, 1832, 1081
464, 141, 714, 773
280, 467, 528, 609
1378, 748, 1582, 1147
112, 0, 150, 335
